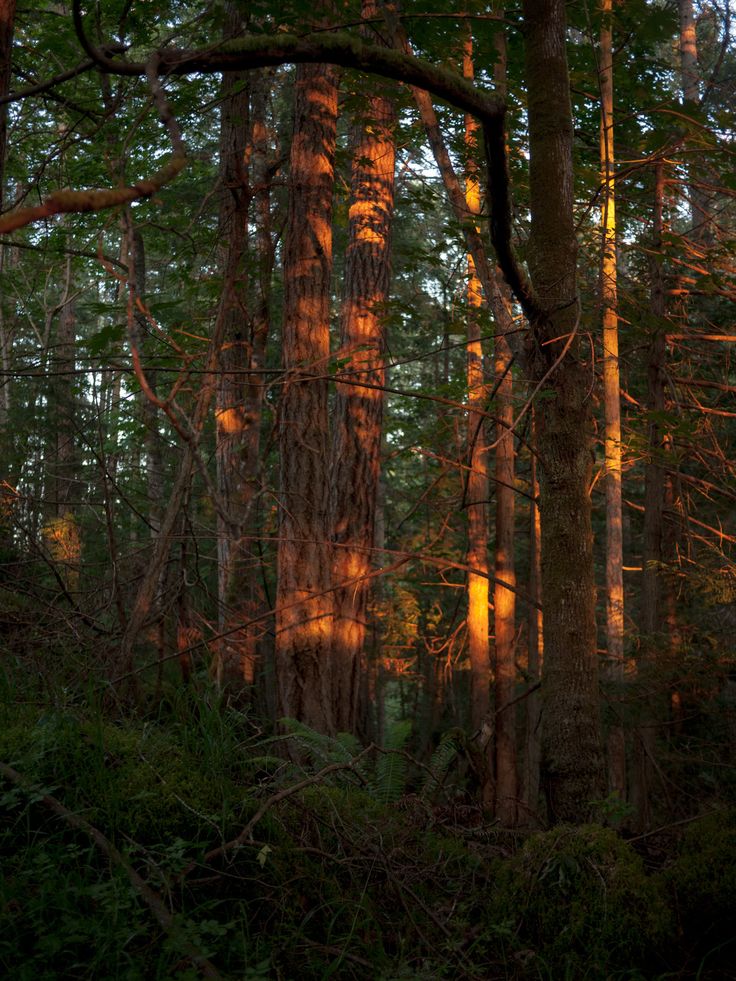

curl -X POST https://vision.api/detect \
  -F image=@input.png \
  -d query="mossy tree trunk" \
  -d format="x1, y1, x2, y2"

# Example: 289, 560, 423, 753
522, 0, 605, 822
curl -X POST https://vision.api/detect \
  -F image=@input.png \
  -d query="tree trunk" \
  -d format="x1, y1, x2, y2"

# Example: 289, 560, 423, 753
523, 0, 605, 823
275, 62, 338, 734
331, 1, 395, 736
462, 36, 491, 758
524, 422, 543, 824
489, 18, 518, 828
213, 35, 270, 689
600, 0, 626, 801
678, 0, 712, 242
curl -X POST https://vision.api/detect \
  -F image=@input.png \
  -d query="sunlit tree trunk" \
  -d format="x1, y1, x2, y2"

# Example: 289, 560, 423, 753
489, 19, 518, 828
331, 0, 395, 736
275, 62, 338, 733
600, 0, 626, 801
523, 0, 605, 822
462, 36, 491, 761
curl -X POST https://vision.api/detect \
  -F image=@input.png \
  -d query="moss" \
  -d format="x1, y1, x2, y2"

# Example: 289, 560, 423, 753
489, 825, 672, 977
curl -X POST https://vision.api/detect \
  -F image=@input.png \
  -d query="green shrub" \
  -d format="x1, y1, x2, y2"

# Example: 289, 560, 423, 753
489, 825, 672, 978
661, 809, 736, 973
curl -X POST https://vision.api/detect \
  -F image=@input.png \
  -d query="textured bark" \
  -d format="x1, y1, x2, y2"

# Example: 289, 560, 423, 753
213, 40, 270, 688
523, 428, 543, 824
275, 62, 338, 734
523, 0, 605, 822
215, 58, 250, 631
600, 0, 626, 801
463, 37, 491, 751
489, 20, 518, 828
635, 163, 677, 827
331, 1, 395, 735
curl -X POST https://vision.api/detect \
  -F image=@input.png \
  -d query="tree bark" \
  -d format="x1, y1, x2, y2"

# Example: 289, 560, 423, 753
600, 0, 626, 801
523, 0, 605, 822
213, 35, 270, 689
524, 421, 543, 824
275, 62, 338, 734
462, 35, 491, 759
330, 0, 395, 736
489, 18, 518, 828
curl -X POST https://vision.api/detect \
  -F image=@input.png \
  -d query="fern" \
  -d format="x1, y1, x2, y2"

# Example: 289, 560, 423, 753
373, 719, 412, 804
420, 729, 462, 800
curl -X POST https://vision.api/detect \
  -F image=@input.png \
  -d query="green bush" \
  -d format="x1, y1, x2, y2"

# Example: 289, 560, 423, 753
488, 825, 672, 978
661, 809, 736, 974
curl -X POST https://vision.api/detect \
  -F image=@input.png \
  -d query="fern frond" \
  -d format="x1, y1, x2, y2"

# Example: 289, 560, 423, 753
421, 729, 462, 800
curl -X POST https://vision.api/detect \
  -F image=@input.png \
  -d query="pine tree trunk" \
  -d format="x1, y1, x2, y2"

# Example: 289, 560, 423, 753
330, 0, 395, 735
524, 423, 543, 824
275, 62, 338, 734
600, 0, 626, 801
463, 36, 491, 757
523, 0, 605, 822
489, 19, 518, 828
213, 46, 269, 689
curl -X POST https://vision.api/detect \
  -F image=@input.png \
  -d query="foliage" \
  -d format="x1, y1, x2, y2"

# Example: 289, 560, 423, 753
488, 825, 672, 978
660, 810, 736, 973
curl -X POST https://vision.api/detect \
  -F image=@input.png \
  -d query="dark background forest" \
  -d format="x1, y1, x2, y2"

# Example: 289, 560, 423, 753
0, 0, 735, 977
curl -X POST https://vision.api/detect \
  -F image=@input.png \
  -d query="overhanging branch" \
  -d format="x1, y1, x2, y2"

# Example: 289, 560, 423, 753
10, 1, 541, 319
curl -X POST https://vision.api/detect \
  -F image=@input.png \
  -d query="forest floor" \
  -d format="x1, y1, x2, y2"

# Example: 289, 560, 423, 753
1, 653, 735, 980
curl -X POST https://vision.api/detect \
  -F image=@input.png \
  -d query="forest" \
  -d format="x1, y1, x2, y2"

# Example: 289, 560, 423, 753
0, 0, 735, 977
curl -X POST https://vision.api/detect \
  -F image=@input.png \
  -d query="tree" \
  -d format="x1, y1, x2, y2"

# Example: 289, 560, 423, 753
275, 61, 338, 733
330, 0, 396, 736
522, 0, 605, 820
1, 0, 734, 830
599, 0, 626, 801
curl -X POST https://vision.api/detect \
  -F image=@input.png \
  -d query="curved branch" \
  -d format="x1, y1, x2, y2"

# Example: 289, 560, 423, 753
0, 59, 95, 106
0, 154, 186, 233
59, 5, 542, 316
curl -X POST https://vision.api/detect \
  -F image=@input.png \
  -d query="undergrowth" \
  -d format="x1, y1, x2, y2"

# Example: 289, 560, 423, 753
1, 667, 736, 979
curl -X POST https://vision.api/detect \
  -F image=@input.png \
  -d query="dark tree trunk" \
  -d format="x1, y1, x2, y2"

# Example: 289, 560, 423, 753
523, 0, 605, 823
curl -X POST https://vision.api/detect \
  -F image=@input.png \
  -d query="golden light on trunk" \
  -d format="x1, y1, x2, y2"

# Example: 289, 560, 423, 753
600, 0, 626, 800
276, 61, 338, 734
330, 0, 396, 736
463, 32, 493, 811
489, 17, 518, 827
